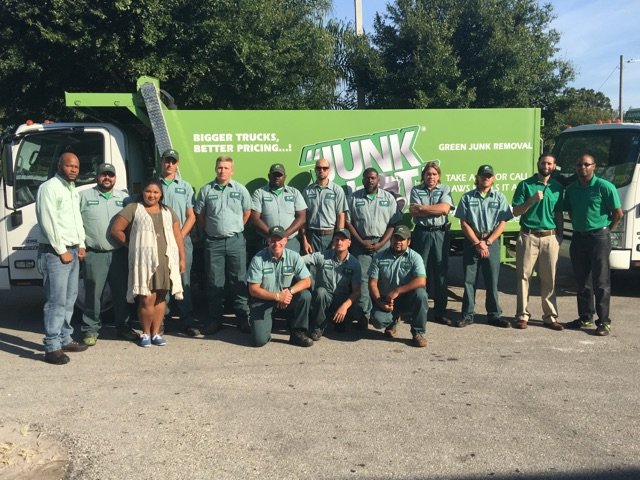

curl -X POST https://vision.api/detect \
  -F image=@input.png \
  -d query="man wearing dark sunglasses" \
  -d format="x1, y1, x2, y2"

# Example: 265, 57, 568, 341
79, 163, 134, 345
564, 153, 623, 336
301, 158, 348, 254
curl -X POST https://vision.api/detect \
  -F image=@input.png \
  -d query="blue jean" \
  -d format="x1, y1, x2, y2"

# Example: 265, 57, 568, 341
38, 245, 80, 352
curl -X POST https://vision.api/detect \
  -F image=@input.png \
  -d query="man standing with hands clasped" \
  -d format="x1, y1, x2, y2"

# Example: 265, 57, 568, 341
512, 154, 564, 330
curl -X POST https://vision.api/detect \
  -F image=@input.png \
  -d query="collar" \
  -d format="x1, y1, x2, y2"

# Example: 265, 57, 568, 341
55, 173, 74, 188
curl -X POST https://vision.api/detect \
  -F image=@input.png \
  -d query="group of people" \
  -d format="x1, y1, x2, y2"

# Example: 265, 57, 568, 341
36, 149, 622, 365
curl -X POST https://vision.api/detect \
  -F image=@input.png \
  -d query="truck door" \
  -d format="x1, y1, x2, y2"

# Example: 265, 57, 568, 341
2, 128, 108, 286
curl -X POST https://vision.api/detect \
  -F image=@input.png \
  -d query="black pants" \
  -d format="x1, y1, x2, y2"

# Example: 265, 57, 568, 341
569, 229, 612, 324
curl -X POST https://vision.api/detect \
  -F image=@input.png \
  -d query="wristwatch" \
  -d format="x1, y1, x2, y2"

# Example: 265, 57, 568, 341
485, 239, 492, 246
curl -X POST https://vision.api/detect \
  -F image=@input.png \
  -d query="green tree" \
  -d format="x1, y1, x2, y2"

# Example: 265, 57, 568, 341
0, 0, 340, 130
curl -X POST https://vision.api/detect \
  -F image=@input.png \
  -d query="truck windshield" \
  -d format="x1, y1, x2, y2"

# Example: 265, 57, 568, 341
552, 128, 640, 188
14, 131, 104, 208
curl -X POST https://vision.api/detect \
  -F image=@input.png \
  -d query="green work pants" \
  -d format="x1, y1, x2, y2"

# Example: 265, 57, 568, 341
411, 228, 450, 317
250, 290, 311, 347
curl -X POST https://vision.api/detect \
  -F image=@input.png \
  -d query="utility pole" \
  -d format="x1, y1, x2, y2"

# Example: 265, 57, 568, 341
619, 55, 624, 122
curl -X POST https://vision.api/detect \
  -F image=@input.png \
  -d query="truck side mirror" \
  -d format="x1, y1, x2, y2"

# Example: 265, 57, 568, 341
10, 210, 23, 228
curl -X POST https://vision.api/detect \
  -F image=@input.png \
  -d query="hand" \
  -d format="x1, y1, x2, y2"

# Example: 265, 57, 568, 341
78, 248, 86, 261
409, 203, 422, 216
475, 241, 490, 258
529, 191, 544, 205
302, 239, 313, 255
179, 258, 186, 273
378, 298, 394, 312
278, 288, 293, 308
333, 304, 349, 323
59, 251, 73, 264
386, 289, 400, 302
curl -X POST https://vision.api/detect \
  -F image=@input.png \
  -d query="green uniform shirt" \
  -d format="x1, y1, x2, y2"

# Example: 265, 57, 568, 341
79, 187, 128, 251
36, 174, 86, 254
160, 177, 195, 228
368, 247, 426, 296
410, 182, 454, 227
346, 188, 400, 238
564, 175, 621, 232
512, 175, 563, 230
251, 185, 307, 238
454, 188, 513, 233
302, 182, 348, 230
303, 250, 361, 299
247, 248, 310, 293
195, 179, 251, 237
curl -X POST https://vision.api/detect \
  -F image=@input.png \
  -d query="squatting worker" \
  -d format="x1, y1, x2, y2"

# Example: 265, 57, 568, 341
195, 155, 252, 336
301, 158, 348, 253
512, 154, 564, 331
247, 226, 314, 348
36, 152, 88, 365
251, 163, 307, 253
409, 162, 454, 326
79, 163, 135, 346
563, 153, 622, 336
454, 164, 513, 328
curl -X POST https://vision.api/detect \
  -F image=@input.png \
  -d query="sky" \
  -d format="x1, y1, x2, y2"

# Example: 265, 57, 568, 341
330, 0, 640, 114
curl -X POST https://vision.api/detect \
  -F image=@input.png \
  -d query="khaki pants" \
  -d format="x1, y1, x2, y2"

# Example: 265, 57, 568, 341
515, 233, 560, 323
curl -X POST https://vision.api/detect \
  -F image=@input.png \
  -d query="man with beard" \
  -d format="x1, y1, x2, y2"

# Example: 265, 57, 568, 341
79, 163, 134, 345
512, 154, 564, 331
247, 226, 314, 347
409, 162, 455, 326
302, 229, 362, 339
346, 168, 400, 327
564, 153, 622, 336
368, 225, 428, 347
36, 152, 88, 364
454, 165, 513, 328
301, 158, 348, 254
251, 163, 307, 253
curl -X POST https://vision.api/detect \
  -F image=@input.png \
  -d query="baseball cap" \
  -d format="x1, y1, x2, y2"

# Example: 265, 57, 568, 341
392, 224, 412, 239
97, 163, 116, 175
161, 148, 180, 161
477, 164, 494, 176
333, 229, 351, 240
268, 226, 286, 238
269, 163, 286, 175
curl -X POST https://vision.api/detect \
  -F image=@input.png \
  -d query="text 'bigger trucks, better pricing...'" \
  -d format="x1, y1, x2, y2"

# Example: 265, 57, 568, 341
0, 76, 542, 290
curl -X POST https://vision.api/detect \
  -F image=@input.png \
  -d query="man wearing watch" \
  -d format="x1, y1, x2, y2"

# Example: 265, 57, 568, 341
454, 164, 513, 328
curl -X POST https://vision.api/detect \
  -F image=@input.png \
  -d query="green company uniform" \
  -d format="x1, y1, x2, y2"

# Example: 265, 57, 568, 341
302, 182, 348, 251
79, 187, 130, 335
247, 248, 311, 347
303, 250, 362, 331
195, 179, 252, 328
252, 185, 307, 253
409, 182, 454, 317
346, 188, 400, 315
454, 188, 513, 322
564, 175, 621, 324
512, 176, 563, 323
161, 177, 196, 325
368, 247, 428, 334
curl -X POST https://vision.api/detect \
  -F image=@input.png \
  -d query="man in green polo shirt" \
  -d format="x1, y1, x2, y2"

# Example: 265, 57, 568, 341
368, 225, 428, 348
195, 155, 252, 335
564, 153, 623, 336
247, 226, 314, 347
512, 154, 564, 331
79, 163, 135, 345
301, 158, 348, 254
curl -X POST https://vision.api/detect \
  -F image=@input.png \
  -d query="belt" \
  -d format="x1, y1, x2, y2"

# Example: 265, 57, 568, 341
86, 246, 119, 253
310, 228, 335, 235
573, 227, 608, 236
415, 224, 449, 232
206, 232, 241, 241
521, 228, 556, 237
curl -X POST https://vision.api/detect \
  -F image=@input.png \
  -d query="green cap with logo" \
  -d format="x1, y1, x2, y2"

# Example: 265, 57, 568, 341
268, 226, 286, 238
161, 148, 180, 161
392, 224, 412, 239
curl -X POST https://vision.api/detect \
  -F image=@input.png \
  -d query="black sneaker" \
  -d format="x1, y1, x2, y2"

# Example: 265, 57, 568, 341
289, 330, 314, 347
116, 327, 140, 341
595, 323, 611, 336
202, 322, 223, 336
453, 316, 473, 328
185, 327, 202, 337
488, 318, 511, 328
309, 328, 324, 341
565, 317, 594, 329
434, 316, 453, 326
44, 350, 70, 365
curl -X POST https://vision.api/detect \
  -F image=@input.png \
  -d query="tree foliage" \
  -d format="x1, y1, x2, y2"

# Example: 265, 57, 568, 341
0, 0, 339, 129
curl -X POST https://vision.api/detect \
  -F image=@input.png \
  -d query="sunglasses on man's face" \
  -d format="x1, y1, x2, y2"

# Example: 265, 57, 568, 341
99, 172, 115, 177
163, 158, 178, 164
315, 166, 329, 171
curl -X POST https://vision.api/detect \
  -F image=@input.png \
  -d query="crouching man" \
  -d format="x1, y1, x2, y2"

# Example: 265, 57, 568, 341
247, 226, 314, 347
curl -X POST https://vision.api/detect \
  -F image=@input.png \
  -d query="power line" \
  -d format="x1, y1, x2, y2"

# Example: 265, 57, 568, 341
597, 64, 619, 92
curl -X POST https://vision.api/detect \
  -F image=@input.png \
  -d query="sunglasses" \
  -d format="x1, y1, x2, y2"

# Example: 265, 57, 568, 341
163, 158, 178, 164
99, 172, 115, 177
315, 166, 329, 171
576, 163, 594, 167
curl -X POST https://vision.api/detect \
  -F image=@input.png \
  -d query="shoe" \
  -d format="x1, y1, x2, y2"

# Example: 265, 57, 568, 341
595, 323, 611, 336
83, 334, 97, 346
453, 317, 473, 328
434, 316, 452, 326
61, 341, 89, 352
116, 327, 139, 341
185, 327, 202, 337
384, 323, 398, 338
151, 335, 167, 346
139, 333, 151, 348
544, 322, 564, 331
309, 328, 324, 341
334, 321, 348, 333
412, 333, 428, 348
44, 350, 70, 365
565, 317, 594, 329
202, 322, 223, 336
515, 320, 528, 329
289, 330, 314, 347
357, 315, 369, 331
488, 318, 511, 328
